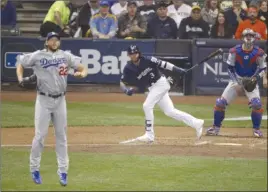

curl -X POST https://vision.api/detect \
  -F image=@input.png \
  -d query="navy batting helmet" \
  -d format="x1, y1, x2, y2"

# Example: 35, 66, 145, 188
127, 45, 140, 54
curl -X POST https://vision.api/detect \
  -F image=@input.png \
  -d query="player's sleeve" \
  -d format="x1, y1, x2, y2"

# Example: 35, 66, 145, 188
65, 51, 81, 69
226, 48, 238, 82
254, 49, 267, 79
16, 51, 39, 68
147, 56, 185, 74
226, 48, 236, 66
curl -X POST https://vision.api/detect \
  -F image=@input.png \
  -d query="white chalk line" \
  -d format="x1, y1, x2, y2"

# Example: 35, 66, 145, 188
1, 141, 266, 148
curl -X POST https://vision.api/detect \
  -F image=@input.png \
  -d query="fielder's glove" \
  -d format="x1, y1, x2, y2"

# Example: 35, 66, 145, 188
242, 77, 257, 92
18, 74, 37, 88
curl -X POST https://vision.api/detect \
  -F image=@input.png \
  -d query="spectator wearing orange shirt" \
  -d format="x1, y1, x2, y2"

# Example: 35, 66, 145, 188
235, 5, 267, 40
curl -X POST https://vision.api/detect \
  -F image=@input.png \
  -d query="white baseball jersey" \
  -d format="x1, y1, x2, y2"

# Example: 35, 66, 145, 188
167, 3, 192, 28
111, 2, 128, 16
16, 49, 81, 94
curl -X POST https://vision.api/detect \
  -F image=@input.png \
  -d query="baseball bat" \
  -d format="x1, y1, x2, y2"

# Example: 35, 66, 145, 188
185, 48, 223, 73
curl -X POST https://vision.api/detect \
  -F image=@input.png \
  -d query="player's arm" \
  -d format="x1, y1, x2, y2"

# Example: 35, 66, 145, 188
66, 52, 88, 78
120, 68, 137, 96
16, 52, 37, 85
148, 56, 186, 75
253, 51, 267, 81
226, 49, 239, 83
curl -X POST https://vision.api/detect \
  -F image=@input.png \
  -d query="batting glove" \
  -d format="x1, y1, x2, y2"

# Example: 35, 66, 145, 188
124, 88, 134, 96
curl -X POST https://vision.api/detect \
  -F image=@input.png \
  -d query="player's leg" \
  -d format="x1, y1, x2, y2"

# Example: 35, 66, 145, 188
245, 86, 264, 137
141, 77, 170, 142
206, 81, 239, 135
157, 92, 204, 139
30, 95, 51, 184
51, 96, 69, 186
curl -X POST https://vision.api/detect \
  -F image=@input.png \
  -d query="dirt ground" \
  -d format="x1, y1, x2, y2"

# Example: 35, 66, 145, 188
1, 91, 267, 159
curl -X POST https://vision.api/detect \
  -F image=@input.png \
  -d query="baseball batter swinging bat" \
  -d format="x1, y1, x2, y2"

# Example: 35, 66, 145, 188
185, 48, 223, 73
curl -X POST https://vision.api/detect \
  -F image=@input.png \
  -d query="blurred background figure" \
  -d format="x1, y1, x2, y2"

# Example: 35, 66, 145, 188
146, 1, 177, 39
258, 0, 267, 24
117, 1, 147, 39
138, 0, 156, 22
235, 4, 267, 40
77, 0, 100, 37
220, 0, 248, 10
224, 0, 248, 35
210, 11, 233, 38
111, 0, 128, 18
178, 4, 210, 39
201, 0, 220, 26
1, 0, 17, 27
40, 0, 71, 37
89, 0, 117, 39
167, 0, 192, 29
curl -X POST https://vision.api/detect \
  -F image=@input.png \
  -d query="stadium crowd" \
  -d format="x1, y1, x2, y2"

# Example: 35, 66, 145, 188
1, 0, 267, 40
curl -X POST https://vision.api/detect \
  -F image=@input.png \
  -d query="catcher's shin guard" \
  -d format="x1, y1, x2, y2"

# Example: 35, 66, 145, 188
213, 98, 227, 128
250, 98, 263, 129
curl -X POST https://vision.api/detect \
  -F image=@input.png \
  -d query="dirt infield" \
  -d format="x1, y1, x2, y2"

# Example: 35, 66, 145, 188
1, 91, 267, 159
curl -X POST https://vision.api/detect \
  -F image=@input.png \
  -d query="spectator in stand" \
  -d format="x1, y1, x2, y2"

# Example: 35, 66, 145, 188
224, 0, 248, 35
258, 0, 267, 24
138, 0, 156, 21
167, 0, 192, 29
235, 4, 267, 39
117, 1, 147, 39
1, 0, 16, 27
89, 0, 117, 39
40, 0, 71, 37
111, 0, 128, 18
77, 0, 100, 37
146, 1, 177, 39
210, 11, 233, 38
178, 5, 210, 39
220, 0, 248, 10
201, 0, 220, 25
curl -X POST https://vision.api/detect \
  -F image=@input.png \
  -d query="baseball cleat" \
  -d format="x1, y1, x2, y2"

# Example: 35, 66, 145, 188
31, 171, 42, 184
136, 133, 154, 143
253, 129, 263, 138
206, 126, 220, 136
194, 119, 204, 140
58, 172, 67, 186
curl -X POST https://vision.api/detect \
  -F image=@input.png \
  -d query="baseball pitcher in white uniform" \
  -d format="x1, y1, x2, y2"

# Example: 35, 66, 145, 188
16, 32, 88, 186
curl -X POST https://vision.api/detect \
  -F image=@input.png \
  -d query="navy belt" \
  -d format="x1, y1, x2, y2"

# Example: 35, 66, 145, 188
39, 91, 65, 99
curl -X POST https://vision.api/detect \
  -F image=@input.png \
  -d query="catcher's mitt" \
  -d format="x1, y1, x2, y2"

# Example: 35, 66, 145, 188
242, 77, 257, 92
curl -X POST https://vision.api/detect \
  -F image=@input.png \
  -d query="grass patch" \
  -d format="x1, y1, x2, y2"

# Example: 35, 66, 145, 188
1, 148, 267, 191
1, 101, 267, 128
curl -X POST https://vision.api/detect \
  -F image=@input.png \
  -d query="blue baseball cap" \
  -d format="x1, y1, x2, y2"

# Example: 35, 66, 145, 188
100, 0, 109, 6
46, 32, 60, 40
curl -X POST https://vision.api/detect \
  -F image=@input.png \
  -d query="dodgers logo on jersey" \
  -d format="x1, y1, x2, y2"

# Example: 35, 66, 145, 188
244, 55, 249, 60
40, 57, 67, 68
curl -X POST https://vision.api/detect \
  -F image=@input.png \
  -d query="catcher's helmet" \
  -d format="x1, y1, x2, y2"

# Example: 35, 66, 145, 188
241, 28, 256, 48
127, 45, 140, 54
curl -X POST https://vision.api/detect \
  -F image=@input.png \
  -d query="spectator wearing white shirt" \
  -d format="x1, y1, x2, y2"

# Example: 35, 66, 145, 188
167, 0, 192, 28
111, 0, 128, 17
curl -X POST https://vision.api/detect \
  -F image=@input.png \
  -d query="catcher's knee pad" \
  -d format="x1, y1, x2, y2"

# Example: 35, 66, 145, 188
214, 97, 227, 111
250, 98, 263, 111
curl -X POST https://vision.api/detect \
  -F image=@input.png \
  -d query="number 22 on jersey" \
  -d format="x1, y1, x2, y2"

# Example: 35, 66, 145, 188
59, 65, 68, 76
